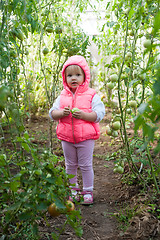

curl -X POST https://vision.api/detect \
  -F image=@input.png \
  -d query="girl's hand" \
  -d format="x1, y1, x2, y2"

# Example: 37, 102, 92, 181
63, 106, 70, 116
72, 110, 84, 119
72, 110, 97, 122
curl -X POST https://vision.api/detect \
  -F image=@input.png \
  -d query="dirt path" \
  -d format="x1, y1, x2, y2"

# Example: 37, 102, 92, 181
72, 124, 121, 240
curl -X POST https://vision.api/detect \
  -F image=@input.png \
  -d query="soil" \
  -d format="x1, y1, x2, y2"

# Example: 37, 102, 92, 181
26, 109, 160, 240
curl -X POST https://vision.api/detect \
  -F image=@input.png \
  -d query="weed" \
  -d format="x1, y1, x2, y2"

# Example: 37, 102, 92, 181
107, 205, 138, 231
148, 204, 160, 219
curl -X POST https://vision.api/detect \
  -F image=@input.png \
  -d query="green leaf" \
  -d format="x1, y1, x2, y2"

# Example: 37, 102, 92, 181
75, 226, 83, 237
136, 141, 148, 152
154, 141, 160, 154
0, 54, 10, 69
0, 154, 7, 166
31, 18, 38, 33
142, 123, 155, 142
129, 78, 139, 87
53, 195, 65, 209
39, 193, 47, 199
18, 211, 32, 221
16, 136, 23, 142
36, 201, 48, 211
24, 131, 30, 140
134, 115, 144, 132
22, 142, 30, 152
32, 223, 39, 236
153, 78, 160, 95
107, 21, 115, 28
46, 177, 56, 184
128, 7, 134, 20
10, 181, 20, 192
7, 201, 21, 211
67, 174, 75, 179
17, 161, 28, 166
138, 103, 148, 114
153, 11, 160, 35
51, 233, 59, 240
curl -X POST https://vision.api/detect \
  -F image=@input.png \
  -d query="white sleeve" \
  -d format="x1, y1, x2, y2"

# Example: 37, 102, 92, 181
49, 96, 61, 120
49, 94, 105, 122
92, 94, 105, 122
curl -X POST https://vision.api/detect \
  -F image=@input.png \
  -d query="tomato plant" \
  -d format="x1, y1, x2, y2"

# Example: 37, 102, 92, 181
93, 0, 160, 193
0, 0, 90, 239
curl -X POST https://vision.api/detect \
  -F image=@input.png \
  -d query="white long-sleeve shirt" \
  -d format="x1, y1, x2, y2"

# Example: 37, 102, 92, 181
49, 93, 105, 123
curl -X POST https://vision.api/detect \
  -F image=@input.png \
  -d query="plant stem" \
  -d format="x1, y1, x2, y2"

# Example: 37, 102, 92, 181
146, 146, 159, 194
117, 13, 147, 183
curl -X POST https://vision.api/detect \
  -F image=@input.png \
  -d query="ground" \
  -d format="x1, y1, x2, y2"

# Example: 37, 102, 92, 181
26, 109, 160, 240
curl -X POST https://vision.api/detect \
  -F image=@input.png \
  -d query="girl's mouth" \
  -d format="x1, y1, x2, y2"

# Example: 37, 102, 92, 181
71, 81, 77, 85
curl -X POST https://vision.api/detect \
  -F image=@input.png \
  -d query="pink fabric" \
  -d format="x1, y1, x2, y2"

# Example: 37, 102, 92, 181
56, 55, 100, 143
61, 140, 95, 191
57, 88, 100, 143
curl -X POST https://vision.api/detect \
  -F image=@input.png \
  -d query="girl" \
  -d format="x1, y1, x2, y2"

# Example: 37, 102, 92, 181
49, 55, 105, 205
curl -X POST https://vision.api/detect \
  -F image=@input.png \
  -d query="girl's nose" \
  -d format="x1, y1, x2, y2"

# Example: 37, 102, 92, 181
71, 75, 76, 80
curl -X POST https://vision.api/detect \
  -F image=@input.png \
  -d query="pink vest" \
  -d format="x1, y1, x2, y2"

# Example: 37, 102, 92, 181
56, 88, 100, 143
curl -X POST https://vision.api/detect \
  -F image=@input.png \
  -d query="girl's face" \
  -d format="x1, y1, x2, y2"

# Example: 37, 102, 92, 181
65, 65, 85, 93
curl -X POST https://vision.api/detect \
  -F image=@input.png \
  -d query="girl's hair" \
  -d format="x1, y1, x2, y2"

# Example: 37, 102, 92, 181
65, 64, 85, 79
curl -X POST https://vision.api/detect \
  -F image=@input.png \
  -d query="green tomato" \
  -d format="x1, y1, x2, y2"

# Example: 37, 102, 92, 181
112, 121, 120, 130
113, 115, 121, 122
129, 100, 137, 108
106, 125, 112, 136
113, 168, 118, 173
116, 166, 124, 174
42, 47, 49, 55
71, 108, 80, 113
46, 26, 54, 33
55, 26, 62, 34
129, 30, 134, 36
143, 39, 151, 48
125, 52, 132, 60
110, 74, 118, 82
107, 82, 115, 89
0, 86, 10, 98
121, 73, 127, 80
34, 169, 42, 175
139, 74, 145, 80
0, 86, 10, 111
120, 161, 125, 167
126, 108, 132, 114
112, 131, 118, 137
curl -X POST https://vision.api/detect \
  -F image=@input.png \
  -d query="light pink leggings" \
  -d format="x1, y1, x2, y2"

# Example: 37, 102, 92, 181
61, 140, 95, 192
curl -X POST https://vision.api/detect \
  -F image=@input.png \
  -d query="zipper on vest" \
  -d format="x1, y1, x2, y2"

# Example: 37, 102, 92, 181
72, 96, 76, 144
71, 116, 76, 143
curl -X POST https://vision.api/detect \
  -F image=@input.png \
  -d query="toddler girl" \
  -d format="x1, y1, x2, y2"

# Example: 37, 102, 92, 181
49, 55, 105, 204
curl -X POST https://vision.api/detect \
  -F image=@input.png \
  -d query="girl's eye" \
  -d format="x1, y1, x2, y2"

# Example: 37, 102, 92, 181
68, 74, 72, 77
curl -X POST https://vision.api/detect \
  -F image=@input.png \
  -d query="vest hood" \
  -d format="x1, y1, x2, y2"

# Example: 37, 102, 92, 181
61, 55, 90, 93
